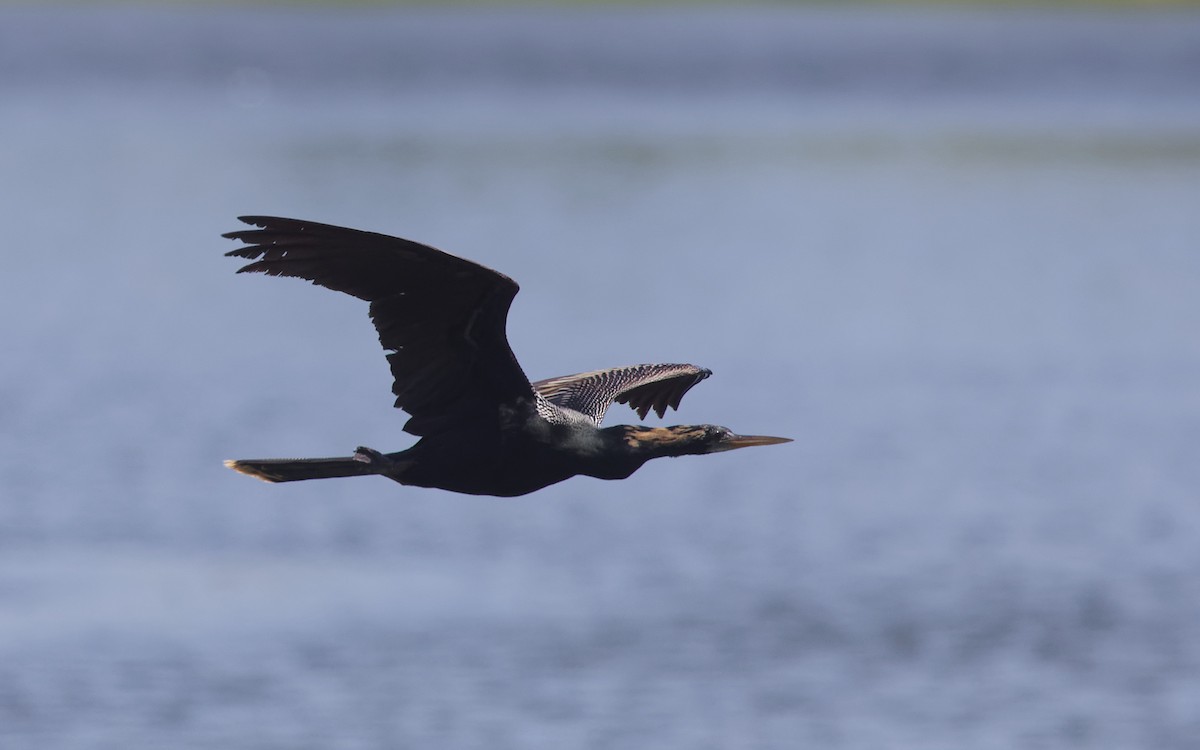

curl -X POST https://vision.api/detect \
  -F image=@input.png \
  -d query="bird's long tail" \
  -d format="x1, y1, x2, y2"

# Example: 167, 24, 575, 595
225, 454, 382, 483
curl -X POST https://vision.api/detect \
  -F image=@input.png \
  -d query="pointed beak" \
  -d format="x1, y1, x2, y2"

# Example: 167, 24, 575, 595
716, 433, 793, 452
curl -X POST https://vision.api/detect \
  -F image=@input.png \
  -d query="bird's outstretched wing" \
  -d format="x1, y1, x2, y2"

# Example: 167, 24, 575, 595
224, 216, 535, 435
532, 363, 711, 426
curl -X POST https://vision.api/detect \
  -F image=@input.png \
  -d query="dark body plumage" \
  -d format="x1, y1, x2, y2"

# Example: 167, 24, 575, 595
223, 217, 789, 496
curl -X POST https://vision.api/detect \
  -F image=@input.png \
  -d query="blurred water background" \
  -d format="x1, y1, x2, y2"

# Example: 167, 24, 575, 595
2, 4, 1200, 748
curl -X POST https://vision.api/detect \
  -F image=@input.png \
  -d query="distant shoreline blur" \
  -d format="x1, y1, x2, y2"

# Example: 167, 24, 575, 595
24, 0, 1200, 9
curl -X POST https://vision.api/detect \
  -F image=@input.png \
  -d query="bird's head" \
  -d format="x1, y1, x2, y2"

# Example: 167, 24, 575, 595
694, 425, 793, 454
620, 424, 792, 457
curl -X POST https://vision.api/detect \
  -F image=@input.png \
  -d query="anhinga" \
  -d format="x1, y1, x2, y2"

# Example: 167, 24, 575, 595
223, 216, 789, 497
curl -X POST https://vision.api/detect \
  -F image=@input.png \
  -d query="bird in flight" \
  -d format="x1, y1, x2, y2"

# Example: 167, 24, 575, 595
223, 217, 789, 496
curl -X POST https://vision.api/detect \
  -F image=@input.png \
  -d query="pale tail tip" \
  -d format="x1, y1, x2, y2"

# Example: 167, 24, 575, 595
224, 459, 278, 483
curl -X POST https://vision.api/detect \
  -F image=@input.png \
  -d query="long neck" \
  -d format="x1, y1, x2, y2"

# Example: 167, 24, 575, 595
570, 425, 714, 481
596, 424, 711, 462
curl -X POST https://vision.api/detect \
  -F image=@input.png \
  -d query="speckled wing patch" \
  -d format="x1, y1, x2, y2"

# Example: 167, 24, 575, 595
532, 363, 711, 426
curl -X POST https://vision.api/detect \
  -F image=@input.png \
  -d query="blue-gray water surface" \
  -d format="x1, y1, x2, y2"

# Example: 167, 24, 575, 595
2, 6, 1200, 749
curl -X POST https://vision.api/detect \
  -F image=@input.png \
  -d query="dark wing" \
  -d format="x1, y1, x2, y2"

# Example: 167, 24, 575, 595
532, 363, 711, 426
224, 216, 535, 435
